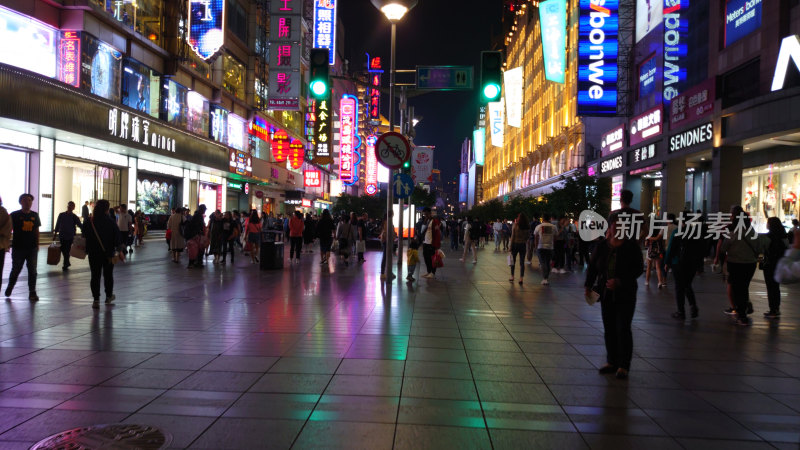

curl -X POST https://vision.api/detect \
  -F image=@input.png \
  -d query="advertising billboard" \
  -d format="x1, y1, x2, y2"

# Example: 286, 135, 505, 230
186, 90, 210, 136
411, 146, 434, 184
503, 67, 523, 127
365, 135, 378, 196
313, 0, 336, 64
629, 106, 663, 146
473, 128, 486, 166
577, 0, 619, 116
228, 149, 252, 177
339, 94, 358, 184
210, 105, 229, 143
459, 173, 468, 203
81, 33, 122, 103
539, 0, 567, 83
636, 0, 663, 43
121, 59, 160, 118
268, 0, 302, 110
162, 79, 188, 129
669, 78, 714, 128
488, 100, 504, 148
227, 113, 246, 151
663, 0, 689, 102
638, 55, 657, 98
601, 124, 626, 157
725, 0, 762, 47
0, 6, 57, 78
188, 0, 225, 60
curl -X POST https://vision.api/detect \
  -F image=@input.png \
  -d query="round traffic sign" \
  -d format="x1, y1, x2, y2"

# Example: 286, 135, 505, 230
375, 132, 411, 170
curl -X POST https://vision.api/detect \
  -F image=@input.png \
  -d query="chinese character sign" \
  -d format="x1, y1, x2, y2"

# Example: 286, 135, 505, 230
248, 115, 269, 141
339, 95, 358, 185
365, 135, 378, 196
272, 130, 290, 162
313, 0, 336, 65
539, 0, 567, 83
58, 31, 81, 87
289, 139, 304, 169
313, 99, 332, 164
304, 169, 322, 187
268, 0, 302, 110
369, 74, 381, 122
188, 0, 225, 60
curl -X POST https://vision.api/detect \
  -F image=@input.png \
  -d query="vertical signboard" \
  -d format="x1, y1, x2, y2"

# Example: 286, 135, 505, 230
367, 54, 383, 123
313, 0, 336, 64
339, 94, 358, 184
313, 98, 332, 164
188, 0, 225, 60
365, 135, 378, 195
503, 67, 523, 127
459, 173, 468, 203
577, 0, 619, 116
488, 100, 504, 148
663, 0, 689, 102
58, 31, 81, 87
411, 146, 434, 184
288, 139, 304, 169
268, 0, 302, 110
670, 78, 715, 128
473, 128, 486, 166
539, 0, 567, 84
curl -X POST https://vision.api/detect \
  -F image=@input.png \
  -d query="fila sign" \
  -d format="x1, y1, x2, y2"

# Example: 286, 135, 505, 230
772, 35, 800, 92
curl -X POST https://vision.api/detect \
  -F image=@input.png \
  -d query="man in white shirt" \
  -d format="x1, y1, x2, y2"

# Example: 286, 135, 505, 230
492, 219, 502, 251
117, 204, 134, 253
534, 213, 557, 285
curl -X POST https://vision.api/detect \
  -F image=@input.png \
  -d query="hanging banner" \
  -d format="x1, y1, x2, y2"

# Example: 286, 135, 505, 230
339, 94, 358, 184
289, 139, 304, 169
577, 0, 619, 116
365, 135, 378, 196
503, 67, 523, 128
663, 0, 689, 103
268, 0, 302, 110
188, 0, 225, 60
488, 100, 504, 148
539, 0, 567, 83
272, 129, 289, 162
411, 146, 434, 184
473, 128, 485, 166
313, 98, 332, 164
313, 0, 336, 64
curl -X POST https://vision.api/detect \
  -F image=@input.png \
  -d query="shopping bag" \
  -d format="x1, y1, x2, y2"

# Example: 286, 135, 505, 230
356, 240, 366, 253
186, 236, 200, 259
70, 236, 87, 260
433, 250, 444, 268
47, 242, 61, 265
507, 254, 513, 266
331, 239, 340, 254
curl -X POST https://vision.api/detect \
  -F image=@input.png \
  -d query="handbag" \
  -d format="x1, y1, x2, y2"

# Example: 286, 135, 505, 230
69, 236, 87, 260
90, 219, 119, 265
507, 253, 513, 266
47, 242, 61, 265
356, 240, 366, 253
331, 239, 340, 253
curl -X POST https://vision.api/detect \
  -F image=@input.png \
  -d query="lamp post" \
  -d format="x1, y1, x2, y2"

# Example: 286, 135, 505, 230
371, 0, 417, 283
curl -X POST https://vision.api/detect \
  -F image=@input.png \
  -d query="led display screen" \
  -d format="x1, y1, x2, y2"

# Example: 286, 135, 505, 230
577, 0, 619, 116
122, 59, 160, 118
188, 0, 225, 60
210, 105, 228, 143
313, 0, 336, 64
663, 0, 689, 102
81, 33, 122, 103
725, 0, 761, 47
186, 90, 210, 136
636, 0, 663, 43
162, 79, 188, 129
0, 6, 57, 78
638, 55, 657, 98
473, 128, 485, 166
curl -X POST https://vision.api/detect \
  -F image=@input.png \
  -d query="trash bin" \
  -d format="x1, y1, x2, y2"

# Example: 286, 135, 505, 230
260, 230, 284, 270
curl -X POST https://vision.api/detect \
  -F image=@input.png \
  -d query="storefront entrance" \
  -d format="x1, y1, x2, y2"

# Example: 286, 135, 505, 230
0, 147, 30, 206
54, 157, 121, 211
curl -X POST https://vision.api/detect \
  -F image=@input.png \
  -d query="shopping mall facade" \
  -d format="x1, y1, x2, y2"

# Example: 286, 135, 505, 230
0, 0, 340, 231
588, 0, 800, 232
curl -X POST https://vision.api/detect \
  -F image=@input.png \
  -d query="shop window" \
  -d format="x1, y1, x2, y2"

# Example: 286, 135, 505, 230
223, 54, 246, 100
227, 0, 248, 44
89, 0, 163, 47
0, 148, 29, 208
721, 59, 760, 109
743, 162, 800, 232
121, 58, 160, 118
54, 158, 121, 213
137, 175, 176, 215
162, 79, 188, 128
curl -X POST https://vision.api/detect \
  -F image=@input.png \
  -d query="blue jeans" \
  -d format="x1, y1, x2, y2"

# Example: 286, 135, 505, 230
7, 246, 38, 293
537, 248, 553, 280
494, 233, 501, 249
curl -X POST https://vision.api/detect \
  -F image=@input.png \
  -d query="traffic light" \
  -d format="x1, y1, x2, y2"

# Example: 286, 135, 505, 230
309, 48, 329, 99
480, 51, 502, 102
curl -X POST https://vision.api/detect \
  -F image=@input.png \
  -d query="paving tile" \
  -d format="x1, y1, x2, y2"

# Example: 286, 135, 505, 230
398, 398, 485, 428
0, 364, 60, 383
248, 373, 332, 394
223, 393, 318, 420
0, 383, 88, 409
489, 429, 588, 450
324, 374, 401, 397
30, 365, 125, 385
580, 434, 682, 449
645, 409, 762, 440
730, 413, 800, 443
309, 395, 399, 423
469, 364, 542, 383
482, 402, 575, 431
188, 418, 303, 449
0, 348, 38, 363
402, 377, 478, 400
201, 355, 279, 372
395, 424, 491, 450
0, 409, 128, 441
268, 356, 342, 374
70, 351, 156, 368
4, 349, 97, 366
407, 347, 468, 363
138, 390, 239, 417
137, 353, 217, 370
336, 358, 405, 376
676, 438, 774, 450
101, 368, 193, 389
466, 350, 531, 366
294, 421, 395, 450
0, 407, 46, 434
695, 390, 797, 415
173, 371, 262, 392
54, 386, 164, 413
548, 384, 635, 408
122, 413, 216, 449
404, 361, 472, 380
475, 381, 558, 404
564, 406, 666, 436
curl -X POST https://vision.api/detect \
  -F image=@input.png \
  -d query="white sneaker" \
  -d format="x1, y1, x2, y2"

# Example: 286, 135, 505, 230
525, 261, 531, 265
472, 260, 477, 264
541, 279, 549, 285
459, 258, 464, 262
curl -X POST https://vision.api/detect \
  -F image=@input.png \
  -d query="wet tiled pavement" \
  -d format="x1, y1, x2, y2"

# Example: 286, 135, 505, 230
1, 241, 799, 449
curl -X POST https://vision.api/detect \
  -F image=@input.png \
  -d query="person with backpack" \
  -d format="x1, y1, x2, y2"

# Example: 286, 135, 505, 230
665, 221, 704, 320
761, 217, 789, 318
335, 214, 355, 267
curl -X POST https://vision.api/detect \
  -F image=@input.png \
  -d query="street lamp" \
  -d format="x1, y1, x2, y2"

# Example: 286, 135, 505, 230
371, 0, 417, 283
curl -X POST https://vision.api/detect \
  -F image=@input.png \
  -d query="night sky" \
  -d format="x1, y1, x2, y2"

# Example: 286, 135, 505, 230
338, 0, 504, 186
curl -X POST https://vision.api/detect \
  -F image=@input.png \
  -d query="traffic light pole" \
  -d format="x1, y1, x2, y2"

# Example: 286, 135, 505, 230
384, 21, 396, 283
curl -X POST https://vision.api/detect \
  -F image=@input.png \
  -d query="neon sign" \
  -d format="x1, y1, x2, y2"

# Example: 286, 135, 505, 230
725, 0, 762, 47
313, 98, 332, 163
188, 0, 225, 60
772, 35, 800, 92
629, 106, 662, 146
577, 0, 619, 116
272, 130, 289, 162
313, 0, 336, 64
58, 31, 80, 87
268, 0, 302, 110
304, 169, 322, 187
601, 124, 625, 156
248, 116, 269, 141
488, 100, 504, 148
365, 135, 378, 196
339, 94, 358, 184
289, 139, 304, 169
663, 0, 689, 102
473, 128, 485, 166
370, 74, 381, 121
539, 0, 567, 84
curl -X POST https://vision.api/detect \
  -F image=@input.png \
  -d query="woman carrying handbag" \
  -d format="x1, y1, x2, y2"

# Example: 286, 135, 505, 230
85, 200, 124, 309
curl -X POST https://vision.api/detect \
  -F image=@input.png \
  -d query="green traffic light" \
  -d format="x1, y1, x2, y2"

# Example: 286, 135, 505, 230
483, 83, 500, 100
310, 80, 327, 96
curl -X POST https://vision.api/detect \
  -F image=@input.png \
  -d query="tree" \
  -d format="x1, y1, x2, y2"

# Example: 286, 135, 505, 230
332, 194, 385, 218
542, 174, 610, 219
409, 186, 436, 209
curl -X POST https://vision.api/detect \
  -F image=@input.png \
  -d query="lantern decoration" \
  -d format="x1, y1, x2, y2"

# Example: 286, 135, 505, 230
289, 139, 305, 169
272, 130, 289, 162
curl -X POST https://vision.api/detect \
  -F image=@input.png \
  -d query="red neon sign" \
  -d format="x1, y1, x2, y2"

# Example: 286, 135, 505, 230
339, 95, 357, 184
272, 130, 289, 162
370, 74, 381, 121
304, 169, 321, 187
301, 199, 312, 208
288, 139, 304, 169
58, 31, 80, 87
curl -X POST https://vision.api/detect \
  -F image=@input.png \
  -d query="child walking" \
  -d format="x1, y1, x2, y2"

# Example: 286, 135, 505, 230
406, 240, 420, 282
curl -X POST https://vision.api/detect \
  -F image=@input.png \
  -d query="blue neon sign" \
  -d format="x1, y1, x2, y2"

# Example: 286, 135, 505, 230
473, 128, 485, 166
663, 0, 689, 103
188, 0, 225, 60
577, 0, 619, 116
725, 0, 761, 47
638, 55, 657, 98
313, 0, 336, 65
539, 0, 567, 84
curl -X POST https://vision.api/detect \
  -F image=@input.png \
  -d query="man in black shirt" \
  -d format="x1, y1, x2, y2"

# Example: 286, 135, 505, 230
357, 213, 368, 262
5, 194, 41, 301
55, 201, 83, 271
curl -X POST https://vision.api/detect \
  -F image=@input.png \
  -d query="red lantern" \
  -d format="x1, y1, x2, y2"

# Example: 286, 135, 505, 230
289, 139, 304, 169
272, 130, 289, 162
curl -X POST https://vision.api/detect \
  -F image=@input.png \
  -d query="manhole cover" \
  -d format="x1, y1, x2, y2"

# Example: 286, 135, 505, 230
31, 423, 172, 449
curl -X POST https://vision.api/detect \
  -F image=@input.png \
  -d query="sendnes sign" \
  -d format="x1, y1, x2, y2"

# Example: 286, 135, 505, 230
577, 0, 620, 116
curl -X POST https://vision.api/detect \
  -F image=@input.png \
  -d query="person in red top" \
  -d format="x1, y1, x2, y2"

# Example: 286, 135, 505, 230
288, 210, 305, 264
422, 213, 442, 279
